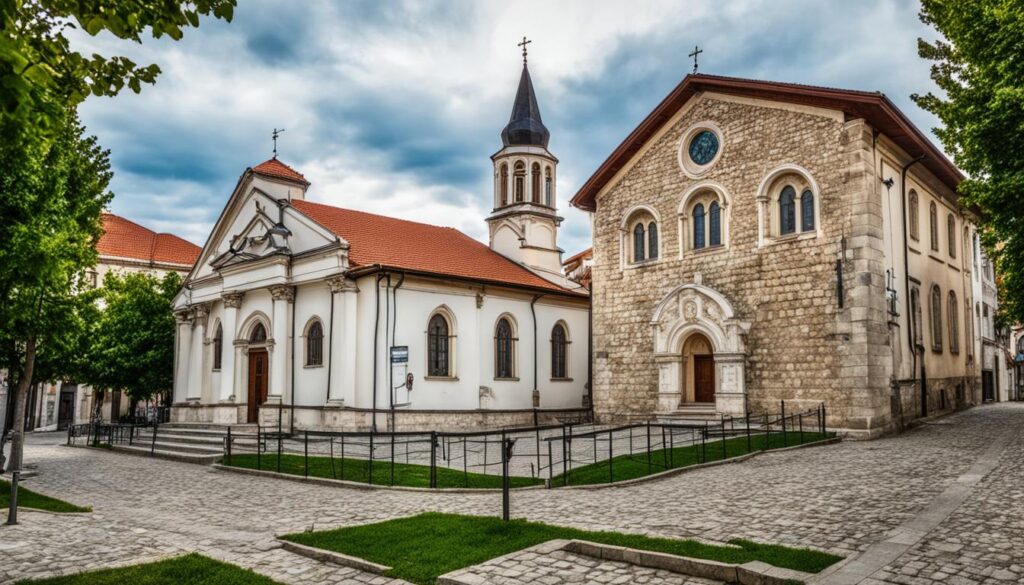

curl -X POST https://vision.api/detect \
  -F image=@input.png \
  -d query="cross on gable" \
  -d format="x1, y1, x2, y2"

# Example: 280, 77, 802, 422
518, 36, 532, 65
688, 45, 703, 74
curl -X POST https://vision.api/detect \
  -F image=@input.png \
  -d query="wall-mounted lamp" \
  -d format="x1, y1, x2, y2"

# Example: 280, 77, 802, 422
882, 177, 895, 189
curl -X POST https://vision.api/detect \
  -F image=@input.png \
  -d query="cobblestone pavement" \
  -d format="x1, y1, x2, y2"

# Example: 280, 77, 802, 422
1, 403, 1022, 585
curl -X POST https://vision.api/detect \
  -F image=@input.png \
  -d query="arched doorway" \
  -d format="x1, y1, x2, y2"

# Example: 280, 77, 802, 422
682, 332, 715, 404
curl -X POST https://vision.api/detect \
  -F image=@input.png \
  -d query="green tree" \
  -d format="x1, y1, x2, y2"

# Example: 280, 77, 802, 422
82, 271, 180, 407
914, 0, 1024, 323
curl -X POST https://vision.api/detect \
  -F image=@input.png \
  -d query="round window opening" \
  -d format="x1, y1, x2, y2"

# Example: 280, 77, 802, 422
688, 130, 719, 166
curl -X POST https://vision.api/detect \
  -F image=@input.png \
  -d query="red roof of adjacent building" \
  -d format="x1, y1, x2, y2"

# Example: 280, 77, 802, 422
571, 73, 964, 211
252, 157, 309, 184
97, 213, 201, 267
292, 200, 578, 294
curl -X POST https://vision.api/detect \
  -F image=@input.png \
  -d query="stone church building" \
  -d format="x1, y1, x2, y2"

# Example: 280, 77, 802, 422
171, 60, 589, 431
572, 74, 989, 437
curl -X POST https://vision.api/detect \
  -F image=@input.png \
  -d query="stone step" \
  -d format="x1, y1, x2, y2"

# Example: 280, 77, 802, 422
111, 444, 223, 465
160, 422, 258, 432
135, 429, 259, 444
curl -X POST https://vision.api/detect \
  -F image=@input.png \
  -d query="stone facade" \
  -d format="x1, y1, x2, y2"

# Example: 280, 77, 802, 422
587, 90, 978, 436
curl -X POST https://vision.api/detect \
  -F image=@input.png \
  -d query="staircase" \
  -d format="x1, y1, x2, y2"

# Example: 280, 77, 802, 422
113, 423, 257, 465
656, 403, 721, 425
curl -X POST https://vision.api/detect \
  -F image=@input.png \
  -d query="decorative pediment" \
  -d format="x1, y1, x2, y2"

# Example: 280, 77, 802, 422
209, 202, 291, 270
651, 283, 749, 355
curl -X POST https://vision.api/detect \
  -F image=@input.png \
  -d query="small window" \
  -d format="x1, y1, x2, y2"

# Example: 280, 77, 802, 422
948, 292, 959, 354
427, 313, 450, 377
709, 201, 721, 246
500, 163, 509, 207
909, 190, 920, 241
693, 203, 706, 249
929, 202, 939, 251
213, 324, 223, 371
779, 186, 796, 235
800, 189, 815, 232
930, 285, 943, 352
250, 323, 267, 343
513, 161, 526, 203
306, 320, 324, 366
531, 162, 541, 203
544, 167, 553, 206
633, 223, 645, 262
551, 323, 568, 379
647, 222, 659, 259
495, 317, 516, 379
947, 214, 956, 258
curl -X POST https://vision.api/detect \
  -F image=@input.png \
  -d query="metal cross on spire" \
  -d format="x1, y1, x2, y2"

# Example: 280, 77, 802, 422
688, 45, 703, 74
518, 36, 532, 65
272, 128, 285, 157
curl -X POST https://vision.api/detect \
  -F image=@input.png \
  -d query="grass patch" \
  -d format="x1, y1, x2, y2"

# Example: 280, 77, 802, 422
0, 479, 91, 513
16, 553, 283, 584
224, 453, 544, 489
553, 431, 835, 486
281, 512, 843, 584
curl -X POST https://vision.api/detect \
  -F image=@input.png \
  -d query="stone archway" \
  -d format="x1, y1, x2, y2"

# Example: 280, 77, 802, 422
651, 280, 750, 415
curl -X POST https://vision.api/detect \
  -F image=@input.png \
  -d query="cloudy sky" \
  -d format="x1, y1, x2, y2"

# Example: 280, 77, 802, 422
71, 0, 944, 257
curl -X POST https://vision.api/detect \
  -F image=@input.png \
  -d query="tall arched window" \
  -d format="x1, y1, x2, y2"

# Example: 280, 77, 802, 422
930, 284, 943, 352
499, 163, 508, 207
427, 313, 450, 377
544, 166, 553, 206
929, 202, 939, 251
709, 201, 721, 246
693, 203, 706, 249
801, 189, 815, 232
250, 323, 267, 343
551, 323, 568, 379
947, 214, 956, 258
495, 317, 515, 379
513, 161, 526, 203
779, 186, 796, 235
948, 291, 959, 354
632, 223, 646, 262
531, 162, 541, 203
306, 320, 324, 366
647, 222, 659, 259
213, 323, 223, 370
909, 190, 920, 241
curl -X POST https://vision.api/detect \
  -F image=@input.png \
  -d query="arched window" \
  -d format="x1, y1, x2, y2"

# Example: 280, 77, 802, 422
779, 186, 796, 235
544, 166, 553, 206
930, 284, 943, 352
513, 161, 526, 203
495, 317, 515, 379
213, 323, 223, 370
531, 162, 541, 203
947, 214, 956, 258
499, 163, 508, 207
948, 292, 959, 354
709, 201, 721, 246
427, 313, 450, 377
929, 202, 939, 251
800, 189, 815, 232
633, 223, 646, 262
250, 323, 267, 343
693, 203, 706, 249
551, 323, 568, 379
909, 190, 920, 241
306, 320, 324, 366
647, 222, 659, 259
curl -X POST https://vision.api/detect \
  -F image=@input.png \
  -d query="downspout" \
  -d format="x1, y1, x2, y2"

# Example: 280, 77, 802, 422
389, 273, 405, 431
371, 271, 385, 431
290, 285, 297, 431
900, 155, 926, 417
530, 294, 546, 408
587, 282, 594, 418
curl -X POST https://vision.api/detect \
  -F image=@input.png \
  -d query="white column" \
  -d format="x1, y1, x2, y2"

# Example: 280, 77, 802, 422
186, 305, 208, 402
173, 311, 192, 404
269, 285, 294, 400
342, 282, 358, 405
219, 292, 243, 401
326, 277, 353, 404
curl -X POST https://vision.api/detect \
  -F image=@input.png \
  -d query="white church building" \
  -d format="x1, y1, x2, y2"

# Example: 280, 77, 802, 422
171, 60, 590, 431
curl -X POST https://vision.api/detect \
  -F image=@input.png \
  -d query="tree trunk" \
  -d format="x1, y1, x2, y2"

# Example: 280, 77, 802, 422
8, 335, 36, 474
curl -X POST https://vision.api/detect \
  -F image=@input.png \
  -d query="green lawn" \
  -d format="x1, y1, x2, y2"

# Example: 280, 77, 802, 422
553, 431, 834, 486
0, 479, 91, 513
16, 553, 283, 584
224, 453, 544, 489
281, 512, 843, 584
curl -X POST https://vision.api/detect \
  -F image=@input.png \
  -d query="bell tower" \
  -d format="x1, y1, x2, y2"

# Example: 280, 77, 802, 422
487, 43, 563, 277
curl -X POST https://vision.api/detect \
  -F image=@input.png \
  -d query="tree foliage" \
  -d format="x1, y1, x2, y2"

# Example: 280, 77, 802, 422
1, 0, 235, 133
82, 271, 180, 402
914, 0, 1024, 323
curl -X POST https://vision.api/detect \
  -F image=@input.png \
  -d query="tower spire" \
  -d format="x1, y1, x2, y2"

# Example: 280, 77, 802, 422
500, 39, 549, 148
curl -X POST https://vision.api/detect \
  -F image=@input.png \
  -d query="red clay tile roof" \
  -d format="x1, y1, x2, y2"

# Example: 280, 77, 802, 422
252, 157, 309, 184
292, 200, 577, 294
97, 213, 201, 267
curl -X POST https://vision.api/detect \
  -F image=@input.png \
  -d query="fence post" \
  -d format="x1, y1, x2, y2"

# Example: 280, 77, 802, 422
368, 432, 374, 486
226, 427, 232, 466
430, 431, 438, 489
463, 436, 469, 488
257, 425, 262, 471
799, 412, 804, 444
763, 411, 769, 451
646, 421, 652, 473
304, 431, 309, 478
561, 424, 568, 486
781, 400, 787, 447
129, 421, 135, 446
720, 414, 727, 460
150, 420, 158, 456
390, 432, 395, 487
502, 438, 515, 521
534, 426, 541, 479
547, 439, 553, 483
66, 424, 72, 446
277, 427, 282, 473
821, 403, 827, 434
701, 421, 707, 463
745, 411, 751, 454
661, 425, 668, 469
608, 428, 614, 483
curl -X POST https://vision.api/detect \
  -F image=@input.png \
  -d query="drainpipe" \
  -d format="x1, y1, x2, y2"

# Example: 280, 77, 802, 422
900, 155, 926, 417
371, 271, 385, 431
530, 294, 546, 408
290, 285, 297, 431
389, 273, 405, 431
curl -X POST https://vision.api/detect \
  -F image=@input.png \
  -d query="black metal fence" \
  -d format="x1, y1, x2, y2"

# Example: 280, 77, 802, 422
222, 402, 830, 489
67, 418, 164, 454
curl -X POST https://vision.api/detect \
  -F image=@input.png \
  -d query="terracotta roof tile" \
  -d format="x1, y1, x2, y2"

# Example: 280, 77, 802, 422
252, 158, 309, 184
292, 200, 576, 294
97, 213, 201, 267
